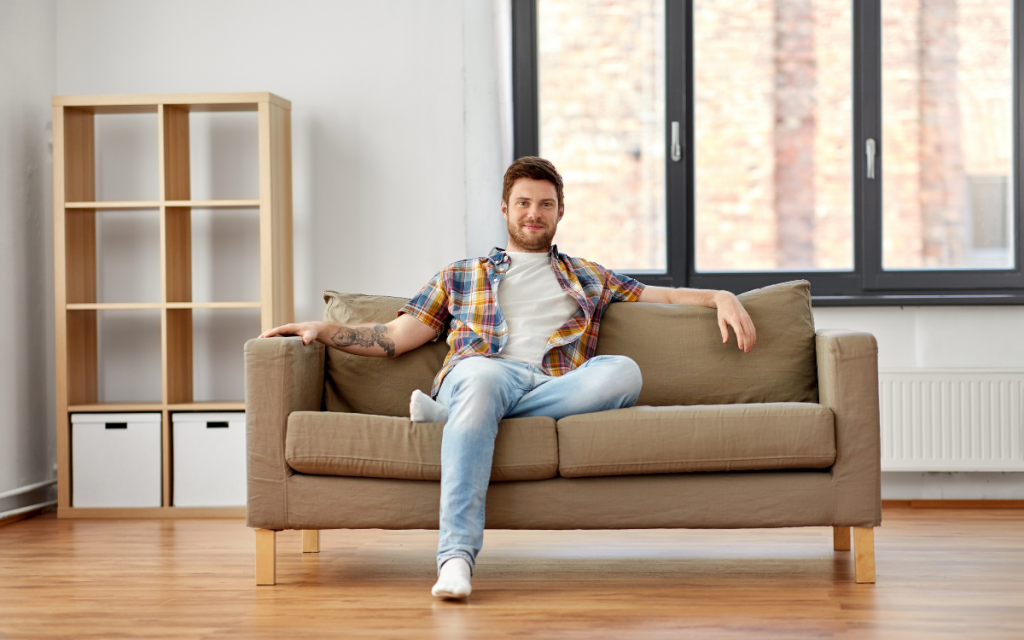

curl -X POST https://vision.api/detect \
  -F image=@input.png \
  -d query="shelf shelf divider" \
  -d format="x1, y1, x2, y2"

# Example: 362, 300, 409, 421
172, 302, 262, 309
67, 302, 161, 310
168, 402, 246, 411
67, 401, 245, 412
67, 302, 261, 310
164, 309, 194, 406
66, 200, 260, 209
66, 201, 160, 209
57, 506, 247, 519
167, 199, 260, 208
67, 402, 165, 412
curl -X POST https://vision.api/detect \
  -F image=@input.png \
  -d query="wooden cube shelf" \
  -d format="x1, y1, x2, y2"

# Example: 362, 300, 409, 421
53, 93, 293, 518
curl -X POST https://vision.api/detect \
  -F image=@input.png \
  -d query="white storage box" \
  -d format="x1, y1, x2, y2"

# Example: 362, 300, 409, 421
71, 413, 162, 508
172, 412, 247, 507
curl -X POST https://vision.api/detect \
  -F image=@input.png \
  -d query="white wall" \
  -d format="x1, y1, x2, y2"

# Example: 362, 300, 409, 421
464, 0, 515, 257
0, 0, 57, 515
814, 305, 1024, 499
55, 0, 513, 311
3, 1, 1019, 506
54, 0, 511, 404
812, 305, 1024, 370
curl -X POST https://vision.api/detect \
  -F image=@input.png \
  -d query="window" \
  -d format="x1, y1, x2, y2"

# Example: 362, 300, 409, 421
513, 0, 1024, 303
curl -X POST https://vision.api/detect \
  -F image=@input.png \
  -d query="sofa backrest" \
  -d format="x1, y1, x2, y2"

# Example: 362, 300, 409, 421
321, 291, 446, 416
321, 280, 817, 417
595, 280, 818, 406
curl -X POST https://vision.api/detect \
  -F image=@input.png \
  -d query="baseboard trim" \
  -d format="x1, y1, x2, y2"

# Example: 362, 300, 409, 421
883, 499, 1024, 509
0, 505, 51, 527
58, 506, 247, 519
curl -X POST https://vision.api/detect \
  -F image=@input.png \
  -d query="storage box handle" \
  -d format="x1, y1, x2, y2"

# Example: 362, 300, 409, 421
206, 421, 229, 429
105, 422, 128, 429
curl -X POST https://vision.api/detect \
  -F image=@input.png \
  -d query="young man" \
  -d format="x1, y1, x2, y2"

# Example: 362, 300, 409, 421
260, 157, 756, 599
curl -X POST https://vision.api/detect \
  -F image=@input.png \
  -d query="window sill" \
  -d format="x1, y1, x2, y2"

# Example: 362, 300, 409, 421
812, 293, 1024, 307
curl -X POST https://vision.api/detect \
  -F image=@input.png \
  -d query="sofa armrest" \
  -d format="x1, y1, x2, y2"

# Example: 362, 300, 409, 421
244, 336, 325, 530
816, 329, 881, 527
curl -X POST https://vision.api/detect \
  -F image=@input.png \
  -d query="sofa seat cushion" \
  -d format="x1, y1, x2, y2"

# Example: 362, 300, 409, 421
286, 412, 558, 481
556, 403, 835, 478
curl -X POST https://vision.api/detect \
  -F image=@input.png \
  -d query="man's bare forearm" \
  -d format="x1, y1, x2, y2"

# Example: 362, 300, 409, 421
260, 314, 436, 355
665, 287, 719, 308
315, 322, 397, 358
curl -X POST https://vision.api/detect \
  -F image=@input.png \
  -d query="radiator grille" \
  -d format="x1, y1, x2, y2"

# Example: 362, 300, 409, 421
879, 369, 1024, 471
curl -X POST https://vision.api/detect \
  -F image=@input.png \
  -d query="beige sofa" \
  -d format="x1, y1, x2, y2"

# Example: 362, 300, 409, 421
244, 281, 881, 585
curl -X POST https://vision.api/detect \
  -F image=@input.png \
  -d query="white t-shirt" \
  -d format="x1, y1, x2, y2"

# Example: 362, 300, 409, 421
495, 251, 580, 368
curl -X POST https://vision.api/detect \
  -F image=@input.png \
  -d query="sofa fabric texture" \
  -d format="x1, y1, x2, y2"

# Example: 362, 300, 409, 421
244, 335, 325, 530
244, 279, 882, 532
556, 403, 836, 478
322, 291, 446, 417
321, 280, 818, 415
816, 329, 883, 525
285, 412, 559, 481
283, 471, 837, 531
595, 280, 818, 406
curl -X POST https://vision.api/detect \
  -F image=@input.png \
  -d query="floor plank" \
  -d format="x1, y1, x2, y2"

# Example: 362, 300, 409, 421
0, 507, 1022, 639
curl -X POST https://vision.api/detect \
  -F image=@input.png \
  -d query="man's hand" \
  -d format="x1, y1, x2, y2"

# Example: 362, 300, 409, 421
712, 291, 756, 353
260, 322, 319, 345
637, 285, 756, 353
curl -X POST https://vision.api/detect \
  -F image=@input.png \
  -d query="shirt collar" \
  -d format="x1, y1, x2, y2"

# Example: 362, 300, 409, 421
485, 245, 561, 266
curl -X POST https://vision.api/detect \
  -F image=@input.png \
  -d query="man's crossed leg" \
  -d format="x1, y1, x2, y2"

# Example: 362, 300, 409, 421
419, 354, 643, 599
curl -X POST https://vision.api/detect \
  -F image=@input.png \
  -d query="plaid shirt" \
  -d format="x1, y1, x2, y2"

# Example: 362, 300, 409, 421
399, 246, 646, 397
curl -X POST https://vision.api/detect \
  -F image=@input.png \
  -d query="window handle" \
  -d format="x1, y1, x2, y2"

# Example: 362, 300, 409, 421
671, 121, 682, 162
865, 138, 876, 179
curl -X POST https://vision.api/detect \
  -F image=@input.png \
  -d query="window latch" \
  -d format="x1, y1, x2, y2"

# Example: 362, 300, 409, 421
671, 121, 682, 162
865, 138, 876, 179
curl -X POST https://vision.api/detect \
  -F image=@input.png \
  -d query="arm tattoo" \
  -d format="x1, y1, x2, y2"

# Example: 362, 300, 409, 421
330, 324, 397, 358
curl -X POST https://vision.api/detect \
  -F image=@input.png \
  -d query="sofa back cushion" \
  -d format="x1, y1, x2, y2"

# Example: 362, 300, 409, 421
322, 290, 447, 417
595, 280, 818, 405
322, 279, 817, 415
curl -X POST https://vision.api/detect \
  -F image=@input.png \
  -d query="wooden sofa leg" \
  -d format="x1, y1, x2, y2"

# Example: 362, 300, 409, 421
853, 526, 875, 584
302, 530, 320, 553
833, 526, 851, 551
256, 529, 277, 585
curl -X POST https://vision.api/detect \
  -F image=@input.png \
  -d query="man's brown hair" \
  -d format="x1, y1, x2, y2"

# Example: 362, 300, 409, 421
502, 156, 564, 210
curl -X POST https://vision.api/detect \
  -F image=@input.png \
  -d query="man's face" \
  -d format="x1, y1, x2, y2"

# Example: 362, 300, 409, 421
501, 178, 563, 252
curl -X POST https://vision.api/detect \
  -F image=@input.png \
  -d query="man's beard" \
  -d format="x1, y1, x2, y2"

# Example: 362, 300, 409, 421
507, 218, 557, 252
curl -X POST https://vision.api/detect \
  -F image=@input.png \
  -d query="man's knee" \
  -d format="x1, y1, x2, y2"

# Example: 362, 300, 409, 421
590, 355, 643, 403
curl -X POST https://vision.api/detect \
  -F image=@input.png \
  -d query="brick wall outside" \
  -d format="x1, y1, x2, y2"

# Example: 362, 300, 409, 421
539, 0, 666, 271
538, 0, 1012, 273
884, 0, 1013, 268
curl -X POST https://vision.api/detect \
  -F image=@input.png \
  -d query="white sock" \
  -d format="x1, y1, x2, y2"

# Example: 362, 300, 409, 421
432, 557, 472, 599
410, 389, 448, 423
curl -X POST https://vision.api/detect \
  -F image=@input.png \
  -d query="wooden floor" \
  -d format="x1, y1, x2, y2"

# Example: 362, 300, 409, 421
1, 507, 1022, 640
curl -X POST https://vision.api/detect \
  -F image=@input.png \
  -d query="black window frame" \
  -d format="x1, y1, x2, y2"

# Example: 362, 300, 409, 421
512, 0, 1024, 306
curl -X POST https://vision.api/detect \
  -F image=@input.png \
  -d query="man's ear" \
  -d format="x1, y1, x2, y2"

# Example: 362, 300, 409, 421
500, 199, 509, 220
557, 207, 564, 223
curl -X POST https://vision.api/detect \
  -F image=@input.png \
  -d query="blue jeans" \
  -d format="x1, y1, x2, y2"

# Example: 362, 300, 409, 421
434, 354, 643, 573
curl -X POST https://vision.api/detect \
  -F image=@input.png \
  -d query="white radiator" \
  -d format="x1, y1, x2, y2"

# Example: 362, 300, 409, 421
878, 369, 1024, 472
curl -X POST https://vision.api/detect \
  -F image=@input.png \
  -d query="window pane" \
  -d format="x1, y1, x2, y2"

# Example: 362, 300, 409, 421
882, 0, 1015, 270
694, 0, 854, 272
538, 0, 666, 271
